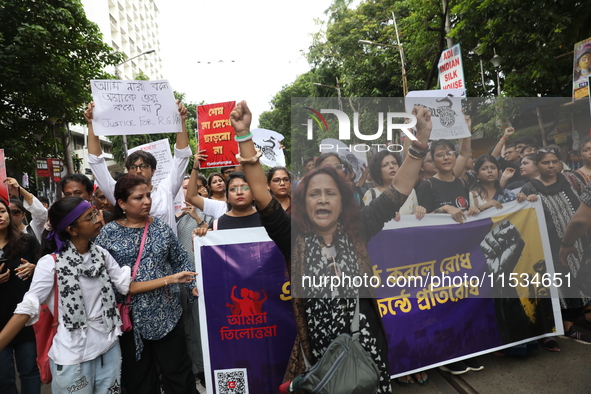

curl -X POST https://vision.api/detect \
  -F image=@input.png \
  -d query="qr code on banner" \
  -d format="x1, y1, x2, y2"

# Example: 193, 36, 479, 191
214, 368, 249, 394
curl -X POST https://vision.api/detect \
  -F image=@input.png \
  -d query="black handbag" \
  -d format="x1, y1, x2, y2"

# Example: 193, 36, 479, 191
283, 297, 381, 394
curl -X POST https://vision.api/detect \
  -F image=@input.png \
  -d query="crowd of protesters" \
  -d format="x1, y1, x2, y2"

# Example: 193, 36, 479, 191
2, 99, 591, 394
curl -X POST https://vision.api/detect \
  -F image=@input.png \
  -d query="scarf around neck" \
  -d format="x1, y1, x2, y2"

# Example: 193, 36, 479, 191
55, 241, 121, 332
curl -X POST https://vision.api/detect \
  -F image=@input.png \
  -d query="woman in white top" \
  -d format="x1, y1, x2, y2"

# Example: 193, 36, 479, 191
363, 150, 426, 219
0, 197, 195, 394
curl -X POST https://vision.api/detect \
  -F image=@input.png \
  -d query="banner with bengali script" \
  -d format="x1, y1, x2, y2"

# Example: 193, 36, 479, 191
367, 200, 563, 378
195, 228, 296, 394
197, 101, 238, 169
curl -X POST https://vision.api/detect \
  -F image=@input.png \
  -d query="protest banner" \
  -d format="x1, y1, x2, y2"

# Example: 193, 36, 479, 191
405, 89, 470, 140
195, 228, 296, 394
128, 139, 184, 213
90, 79, 180, 136
573, 38, 591, 100
0, 150, 8, 202
366, 200, 562, 377
252, 128, 286, 168
198, 102, 239, 169
438, 43, 466, 94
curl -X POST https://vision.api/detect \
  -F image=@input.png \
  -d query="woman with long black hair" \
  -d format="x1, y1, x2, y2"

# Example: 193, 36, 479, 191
0, 198, 40, 394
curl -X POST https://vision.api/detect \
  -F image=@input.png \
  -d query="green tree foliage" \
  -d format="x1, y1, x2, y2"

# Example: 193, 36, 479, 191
0, 0, 123, 175
258, 0, 591, 152
450, 0, 591, 97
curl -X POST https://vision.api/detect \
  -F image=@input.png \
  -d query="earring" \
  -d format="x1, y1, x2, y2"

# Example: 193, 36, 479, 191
123, 209, 127, 221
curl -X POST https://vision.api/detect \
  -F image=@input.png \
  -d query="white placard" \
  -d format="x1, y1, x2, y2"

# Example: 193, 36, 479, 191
128, 139, 184, 213
405, 89, 470, 140
90, 79, 181, 136
438, 43, 466, 95
252, 128, 286, 167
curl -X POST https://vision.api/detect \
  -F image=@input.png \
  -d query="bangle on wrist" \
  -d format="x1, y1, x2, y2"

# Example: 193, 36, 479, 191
164, 278, 168, 286
408, 146, 427, 159
192, 167, 199, 171
235, 132, 253, 142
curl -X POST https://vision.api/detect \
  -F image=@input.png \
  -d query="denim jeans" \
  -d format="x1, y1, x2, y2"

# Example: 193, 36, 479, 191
0, 341, 41, 394
50, 342, 121, 394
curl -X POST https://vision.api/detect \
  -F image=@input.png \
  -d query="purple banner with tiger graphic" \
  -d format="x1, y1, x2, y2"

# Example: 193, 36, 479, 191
195, 228, 296, 394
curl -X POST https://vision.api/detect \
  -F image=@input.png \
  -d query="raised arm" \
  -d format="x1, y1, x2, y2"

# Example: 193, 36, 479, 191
491, 127, 514, 159
453, 113, 472, 178
84, 102, 102, 157
230, 101, 272, 211
175, 100, 189, 150
186, 151, 207, 211
391, 106, 432, 196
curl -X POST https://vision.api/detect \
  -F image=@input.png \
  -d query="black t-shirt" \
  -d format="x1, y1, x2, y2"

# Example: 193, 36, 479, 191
210, 211, 262, 230
0, 234, 40, 345
416, 177, 470, 213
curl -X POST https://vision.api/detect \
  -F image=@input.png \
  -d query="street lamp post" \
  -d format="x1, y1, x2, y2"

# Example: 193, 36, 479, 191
114, 49, 155, 158
313, 78, 343, 111
490, 48, 503, 96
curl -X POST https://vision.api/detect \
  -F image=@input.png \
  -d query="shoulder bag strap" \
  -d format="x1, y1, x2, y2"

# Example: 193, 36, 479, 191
125, 217, 150, 304
351, 296, 360, 335
51, 254, 58, 325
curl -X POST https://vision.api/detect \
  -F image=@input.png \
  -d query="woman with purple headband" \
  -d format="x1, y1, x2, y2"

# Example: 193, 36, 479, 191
0, 197, 196, 393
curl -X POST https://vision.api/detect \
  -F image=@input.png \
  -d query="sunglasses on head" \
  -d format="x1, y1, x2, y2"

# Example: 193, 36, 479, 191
538, 147, 559, 154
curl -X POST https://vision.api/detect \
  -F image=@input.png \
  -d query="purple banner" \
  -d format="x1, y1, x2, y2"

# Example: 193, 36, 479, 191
195, 228, 296, 394
367, 201, 562, 377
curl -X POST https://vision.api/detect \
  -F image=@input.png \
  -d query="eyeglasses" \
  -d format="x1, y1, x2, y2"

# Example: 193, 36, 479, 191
95, 195, 107, 201
77, 209, 100, 224
64, 190, 85, 197
434, 150, 456, 159
271, 177, 291, 184
229, 186, 250, 193
10, 210, 23, 215
128, 164, 151, 171
324, 164, 345, 171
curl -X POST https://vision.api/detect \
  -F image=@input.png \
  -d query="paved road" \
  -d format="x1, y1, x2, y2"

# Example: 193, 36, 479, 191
31, 321, 591, 393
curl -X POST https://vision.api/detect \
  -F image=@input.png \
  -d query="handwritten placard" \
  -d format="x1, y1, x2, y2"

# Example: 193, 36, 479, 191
90, 79, 181, 136
197, 101, 238, 168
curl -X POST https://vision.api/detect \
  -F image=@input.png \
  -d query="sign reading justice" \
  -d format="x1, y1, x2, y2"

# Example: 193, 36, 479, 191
90, 79, 181, 136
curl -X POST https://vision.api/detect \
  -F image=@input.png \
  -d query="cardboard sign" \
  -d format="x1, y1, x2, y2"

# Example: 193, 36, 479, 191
90, 79, 181, 136
405, 89, 470, 140
438, 43, 466, 95
197, 101, 238, 169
